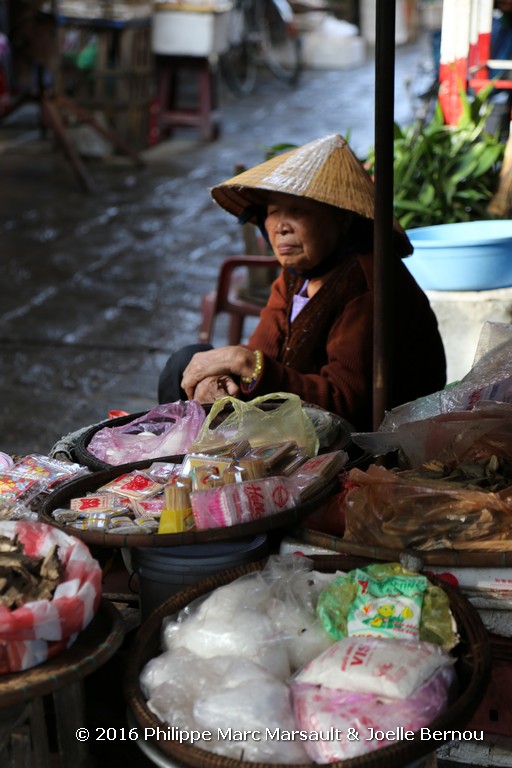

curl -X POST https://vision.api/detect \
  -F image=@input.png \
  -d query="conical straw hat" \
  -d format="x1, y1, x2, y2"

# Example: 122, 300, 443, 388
210, 133, 412, 255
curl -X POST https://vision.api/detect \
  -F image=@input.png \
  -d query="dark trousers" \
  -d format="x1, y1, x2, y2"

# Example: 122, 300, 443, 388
158, 343, 213, 403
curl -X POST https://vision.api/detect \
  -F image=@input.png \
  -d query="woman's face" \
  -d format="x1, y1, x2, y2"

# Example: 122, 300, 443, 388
264, 191, 349, 274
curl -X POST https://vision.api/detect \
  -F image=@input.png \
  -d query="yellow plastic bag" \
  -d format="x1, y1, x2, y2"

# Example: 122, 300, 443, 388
191, 393, 319, 457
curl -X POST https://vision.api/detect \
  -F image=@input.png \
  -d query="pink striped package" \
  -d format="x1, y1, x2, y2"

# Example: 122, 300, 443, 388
191, 476, 301, 529
0, 521, 102, 674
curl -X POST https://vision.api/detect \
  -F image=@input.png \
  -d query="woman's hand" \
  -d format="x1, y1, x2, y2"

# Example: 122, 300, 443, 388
181, 346, 257, 400
193, 375, 240, 403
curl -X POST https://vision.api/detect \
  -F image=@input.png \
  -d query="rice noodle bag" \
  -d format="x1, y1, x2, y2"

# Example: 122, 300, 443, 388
294, 636, 455, 699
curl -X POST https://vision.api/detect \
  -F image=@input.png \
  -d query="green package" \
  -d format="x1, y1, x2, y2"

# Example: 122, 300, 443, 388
317, 562, 458, 650
346, 568, 426, 640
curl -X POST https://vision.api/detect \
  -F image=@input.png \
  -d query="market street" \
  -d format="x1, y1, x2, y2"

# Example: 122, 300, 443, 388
0, 36, 429, 457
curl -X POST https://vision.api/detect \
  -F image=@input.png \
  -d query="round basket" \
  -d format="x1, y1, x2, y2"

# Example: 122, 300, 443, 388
0, 598, 124, 706
125, 555, 492, 768
39, 459, 340, 548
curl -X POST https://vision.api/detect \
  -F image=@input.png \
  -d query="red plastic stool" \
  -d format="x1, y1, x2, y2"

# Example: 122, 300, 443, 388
199, 255, 279, 345
155, 54, 221, 141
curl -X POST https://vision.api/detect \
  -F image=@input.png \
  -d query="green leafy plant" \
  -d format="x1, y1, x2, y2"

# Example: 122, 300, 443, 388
365, 84, 506, 229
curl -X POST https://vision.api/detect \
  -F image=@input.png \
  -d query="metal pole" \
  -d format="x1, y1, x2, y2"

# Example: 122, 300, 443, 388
372, 0, 396, 431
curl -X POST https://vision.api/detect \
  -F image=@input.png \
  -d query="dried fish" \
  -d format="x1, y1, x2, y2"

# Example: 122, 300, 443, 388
0, 537, 63, 609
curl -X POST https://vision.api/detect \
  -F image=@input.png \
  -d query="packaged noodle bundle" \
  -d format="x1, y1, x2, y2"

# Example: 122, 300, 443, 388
316, 562, 458, 650
294, 635, 454, 699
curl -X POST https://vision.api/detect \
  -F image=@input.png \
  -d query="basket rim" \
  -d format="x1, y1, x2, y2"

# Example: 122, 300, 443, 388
294, 527, 512, 568
124, 556, 492, 768
39, 459, 340, 548
73, 411, 153, 471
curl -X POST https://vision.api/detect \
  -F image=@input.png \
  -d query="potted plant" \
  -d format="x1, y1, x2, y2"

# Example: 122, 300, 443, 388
366, 84, 512, 291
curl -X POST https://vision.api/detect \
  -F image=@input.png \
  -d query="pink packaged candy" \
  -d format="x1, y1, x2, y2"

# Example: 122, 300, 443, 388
291, 666, 455, 763
191, 475, 301, 529
98, 472, 164, 500
70, 493, 125, 513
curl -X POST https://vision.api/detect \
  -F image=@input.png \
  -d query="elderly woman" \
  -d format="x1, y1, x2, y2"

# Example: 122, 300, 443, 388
158, 134, 446, 431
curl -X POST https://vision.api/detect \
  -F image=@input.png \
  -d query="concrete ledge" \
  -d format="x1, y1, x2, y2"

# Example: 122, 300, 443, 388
427, 287, 512, 383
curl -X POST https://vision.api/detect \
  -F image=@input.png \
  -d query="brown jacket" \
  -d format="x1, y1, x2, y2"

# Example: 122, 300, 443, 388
245, 252, 446, 430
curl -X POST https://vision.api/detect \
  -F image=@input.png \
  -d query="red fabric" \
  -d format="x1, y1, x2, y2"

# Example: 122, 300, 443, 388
246, 253, 446, 431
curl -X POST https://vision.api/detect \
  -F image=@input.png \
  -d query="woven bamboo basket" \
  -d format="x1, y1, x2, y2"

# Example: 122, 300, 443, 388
125, 555, 492, 768
292, 527, 512, 569
39, 459, 340, 548
0, 598, 124, 707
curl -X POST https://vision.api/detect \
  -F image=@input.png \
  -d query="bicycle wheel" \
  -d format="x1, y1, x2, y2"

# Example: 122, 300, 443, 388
219, 2, 259, 97
258, 0, 302, 85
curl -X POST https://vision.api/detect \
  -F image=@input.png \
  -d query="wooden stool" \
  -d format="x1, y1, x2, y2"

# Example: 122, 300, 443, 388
156, 54, 221, 141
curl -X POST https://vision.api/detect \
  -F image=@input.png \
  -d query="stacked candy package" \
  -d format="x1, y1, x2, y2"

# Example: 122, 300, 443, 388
52, 446, 349, 535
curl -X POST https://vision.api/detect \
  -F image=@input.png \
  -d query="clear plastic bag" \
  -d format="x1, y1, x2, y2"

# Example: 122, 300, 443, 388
291, 666, 455, 763
354, 321, 512, 458
87, 401, 206, 464
343, 464, 512, 552
141, 650, 310, 764
161, 556, 338, 678
190, 393, 319, 457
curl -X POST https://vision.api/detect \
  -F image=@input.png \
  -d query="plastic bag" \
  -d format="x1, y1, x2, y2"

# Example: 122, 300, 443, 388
354, 321, 512, 457
10, 455, 89, 492
291, 666, 455, 763
141, 650, 310, 764
386, 402, 512, 471
294, 635, 455, 699
316, 562, 458, 650
343, 464, 512, 552
87, 401, 206, 464
190, 393, 319, 457
162, 555, 338, 677
194, 673, 310, 763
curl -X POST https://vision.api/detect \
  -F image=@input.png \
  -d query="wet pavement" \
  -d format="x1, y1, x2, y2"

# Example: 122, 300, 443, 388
0, 35, 430, 457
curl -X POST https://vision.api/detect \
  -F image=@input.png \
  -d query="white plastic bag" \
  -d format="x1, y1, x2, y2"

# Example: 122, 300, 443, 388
294, 636, 454, 699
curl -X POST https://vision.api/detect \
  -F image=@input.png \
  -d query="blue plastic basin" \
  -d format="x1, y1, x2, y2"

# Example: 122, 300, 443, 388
405, 220, 512, 291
